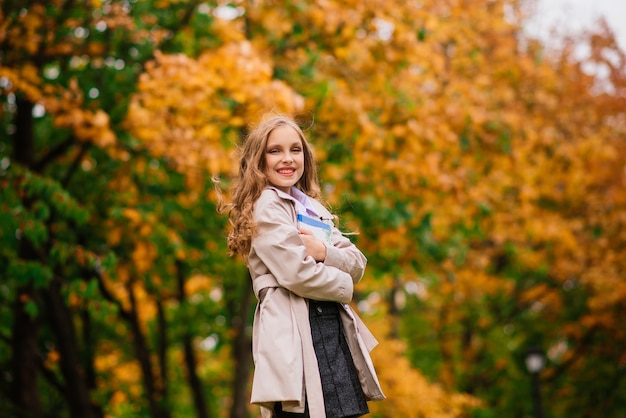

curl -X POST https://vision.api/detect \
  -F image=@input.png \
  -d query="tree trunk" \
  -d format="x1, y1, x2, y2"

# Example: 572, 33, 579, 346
387, 274, 402, 339
155, 295, 169, 409
11, 283, 43, 418
11, 97, 44, 418
40, 277, 94, 418
437, 299, 455, 388
14, 97, 35, 167
182, 335, 210, 418
81, 307, 105, 418
126, 281, 171, 418
229, 271, 253, 418
176, 261, 211, 418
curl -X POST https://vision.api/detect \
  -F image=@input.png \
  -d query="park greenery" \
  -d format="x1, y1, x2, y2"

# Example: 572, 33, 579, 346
1, 0, 625, 417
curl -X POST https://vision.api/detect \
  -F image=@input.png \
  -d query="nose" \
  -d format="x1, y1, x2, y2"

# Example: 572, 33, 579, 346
282, 152, 294, 163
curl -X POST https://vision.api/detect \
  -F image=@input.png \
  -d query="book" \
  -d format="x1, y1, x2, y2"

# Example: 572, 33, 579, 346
297, 213, 332, 244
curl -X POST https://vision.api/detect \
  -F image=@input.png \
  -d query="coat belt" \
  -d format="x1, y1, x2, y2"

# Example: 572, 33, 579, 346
252, 273, 279, 299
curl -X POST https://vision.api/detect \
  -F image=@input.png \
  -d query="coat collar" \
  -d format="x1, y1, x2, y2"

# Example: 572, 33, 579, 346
265, 186, 320, 217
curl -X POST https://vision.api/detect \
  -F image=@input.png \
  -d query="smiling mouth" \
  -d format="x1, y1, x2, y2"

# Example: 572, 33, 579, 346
277, 168, 296, 175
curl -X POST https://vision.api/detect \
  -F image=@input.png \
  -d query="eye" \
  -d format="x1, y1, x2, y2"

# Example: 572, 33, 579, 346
291, 147, 302, 153
267, 148, 279, 154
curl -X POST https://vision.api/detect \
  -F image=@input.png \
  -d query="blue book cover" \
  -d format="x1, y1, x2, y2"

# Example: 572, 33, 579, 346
297, 214, 332, 244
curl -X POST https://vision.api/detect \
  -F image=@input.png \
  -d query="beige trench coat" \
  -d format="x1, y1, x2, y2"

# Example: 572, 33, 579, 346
248, 187, 385, 418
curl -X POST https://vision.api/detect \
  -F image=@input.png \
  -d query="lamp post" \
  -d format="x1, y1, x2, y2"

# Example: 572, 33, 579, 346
525, 347, 545, 418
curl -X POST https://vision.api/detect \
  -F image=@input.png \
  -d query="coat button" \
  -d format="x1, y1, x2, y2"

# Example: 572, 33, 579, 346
316, 306, 323, 313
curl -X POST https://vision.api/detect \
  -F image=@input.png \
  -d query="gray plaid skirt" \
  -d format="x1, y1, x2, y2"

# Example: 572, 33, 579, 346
274, 299, 369, 417
310, 299, 369, 417
274, 300, 369, 418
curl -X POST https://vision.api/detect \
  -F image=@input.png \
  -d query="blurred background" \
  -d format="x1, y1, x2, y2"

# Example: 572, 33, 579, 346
528, 0, 626, 49
1, 0, 625, 417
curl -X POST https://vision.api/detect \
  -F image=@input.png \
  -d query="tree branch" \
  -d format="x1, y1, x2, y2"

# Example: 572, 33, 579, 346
33, 137, 76, 173
159, 0, 202, 51
62, 142, 90, 188
92, 268, 132, 322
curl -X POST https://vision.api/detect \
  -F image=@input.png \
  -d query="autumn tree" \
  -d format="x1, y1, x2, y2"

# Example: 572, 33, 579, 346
255, 1, 626, 416
197, 0, 626, 415
2, 0, 626, 417
0, 1, 252, 417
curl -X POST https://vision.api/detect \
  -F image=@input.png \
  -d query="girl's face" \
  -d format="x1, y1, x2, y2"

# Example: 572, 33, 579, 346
264, 125, 305, 193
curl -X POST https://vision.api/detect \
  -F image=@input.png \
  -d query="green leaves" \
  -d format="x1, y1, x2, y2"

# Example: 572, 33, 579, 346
8, 259, 53, 289
21, 167, 90, 225
2, 0, 626, 417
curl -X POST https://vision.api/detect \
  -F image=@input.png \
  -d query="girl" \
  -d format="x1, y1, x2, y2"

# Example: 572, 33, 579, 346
225, 115, 384, 418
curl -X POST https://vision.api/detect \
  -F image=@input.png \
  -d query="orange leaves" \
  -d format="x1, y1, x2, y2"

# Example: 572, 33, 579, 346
582, 265, 626, 313
126, 42, 303, 177
5, 0, 619, 414
8, 4, 45, 55
255, 7, 294, 38
520, 283, 563, 314
184, 274, 215, 296
0, 65, 43, 103
241, 2, 626, 409
454, 268, 511, 301
53, 108, 116, 147
8, 75, 119, 152
94, 348, 143, 404
122, 208, 142, 224
4, 1, 121, 61
131, 241, 157, 274
99, 2, 135, 32
117, 206, 165, 273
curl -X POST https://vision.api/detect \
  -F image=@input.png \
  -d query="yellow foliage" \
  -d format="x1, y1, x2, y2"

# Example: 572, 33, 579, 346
131, 241, 157, 274
122, 208, 142, 224
132, 281, 157, 326
3, 0, 623, 414
184, 274, 215, 296
0, 65, 43, 103
95, 347, 143, 415
368, 317, 481, 417
126, 41, 304, 178
230, 2, 626, 409
53, 106, 117, 148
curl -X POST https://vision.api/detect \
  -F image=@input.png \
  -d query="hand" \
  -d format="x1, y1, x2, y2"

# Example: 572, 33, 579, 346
298, 228, 327, 262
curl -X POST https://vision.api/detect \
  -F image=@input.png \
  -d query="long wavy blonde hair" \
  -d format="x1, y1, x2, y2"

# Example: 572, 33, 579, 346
225, 115, 321, 259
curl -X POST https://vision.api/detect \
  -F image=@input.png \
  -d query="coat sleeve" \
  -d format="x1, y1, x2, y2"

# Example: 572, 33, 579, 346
323, 221, 367, 284
309, 198, 368, 284
250, 192, 355, 303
